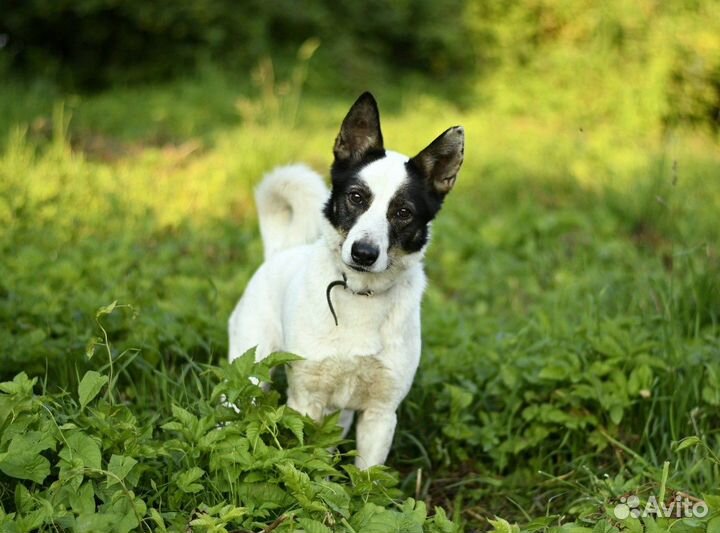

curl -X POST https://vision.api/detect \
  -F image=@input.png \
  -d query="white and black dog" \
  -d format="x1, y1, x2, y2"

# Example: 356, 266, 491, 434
228, 92, 464, 468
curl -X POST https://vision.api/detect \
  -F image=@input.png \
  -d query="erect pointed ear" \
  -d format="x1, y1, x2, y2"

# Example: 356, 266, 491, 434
410, 126, 464, 196
333, 92, 384, 164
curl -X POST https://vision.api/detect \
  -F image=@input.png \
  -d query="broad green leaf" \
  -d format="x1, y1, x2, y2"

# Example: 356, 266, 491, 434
59, 432, 102, 471
400, 498, 427, 525
0, 372, 37, 395
78, 370, 109, 409
68, 482, 96, 515
707, 516, 720, 533
591, 520, 618, 533
176, 466, 205, 493
350, 502, 402, 532
0, 431, 54, 483
624, 516, 643, 533
704, 494, 720, 511
170, 404, 197, 429
107, 454, 138, 487
14, 483, 34, 513
298, 517, 333, 533
230, 348, 257, 378
106, 489, 146, 533
556, 525, 593, 533
609, 404, 624, 425
74, 512, 116, 533
643, 516, 663, 533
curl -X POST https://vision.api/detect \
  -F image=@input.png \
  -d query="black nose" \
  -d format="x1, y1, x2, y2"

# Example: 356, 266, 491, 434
351, 240, 380, 267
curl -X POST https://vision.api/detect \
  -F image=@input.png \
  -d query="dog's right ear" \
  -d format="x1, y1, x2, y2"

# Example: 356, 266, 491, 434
333, 92, 384, 165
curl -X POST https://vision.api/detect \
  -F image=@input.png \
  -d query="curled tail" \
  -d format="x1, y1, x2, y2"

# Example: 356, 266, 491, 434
255, 164, 329, 259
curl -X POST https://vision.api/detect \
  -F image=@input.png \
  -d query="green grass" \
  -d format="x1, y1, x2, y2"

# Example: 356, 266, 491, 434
0, 70, 719, 532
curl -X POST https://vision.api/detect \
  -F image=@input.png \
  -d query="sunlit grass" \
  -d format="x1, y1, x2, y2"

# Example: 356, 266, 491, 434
1, 72, 719, 530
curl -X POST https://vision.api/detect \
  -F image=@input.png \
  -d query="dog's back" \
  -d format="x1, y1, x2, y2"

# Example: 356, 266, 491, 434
255, 165, 329, 259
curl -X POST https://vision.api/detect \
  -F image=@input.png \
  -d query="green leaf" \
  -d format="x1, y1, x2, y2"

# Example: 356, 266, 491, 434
107, 454, 138, 488
0, 372, 37, 395
68, 482, 96, 515
675, 436, 701, 452
488, 517, 521, 533
176, 466, 205, 493
642, 516, 663, 533
556, 525, 593, 533
230, 348, 257, 378
170, 404, 198, 429
75, 512, 117, 533
609, 404, 624, 425
78, 370, 109, 409
538, 364, 568, 381
60, 432, 102, 471
280, 411, 304, 445
96, 300, 117, 318
0, 431, 54, 483
14, 483, 34, 513
298, 517, 333, 533
430, 507, 457, 533
707, 516, 720, 533
85, 336, 102, 360
704, 494, 720, 511
148, 508, 168, 533
261, 351, 304, 368
105, 489, 146, 533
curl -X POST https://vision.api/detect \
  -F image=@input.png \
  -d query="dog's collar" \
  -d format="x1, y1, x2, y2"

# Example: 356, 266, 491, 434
325, 273, 373, 326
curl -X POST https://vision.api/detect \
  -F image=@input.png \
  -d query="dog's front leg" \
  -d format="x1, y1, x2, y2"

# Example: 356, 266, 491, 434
355, 408, 397, 469
286, 394, 324, 422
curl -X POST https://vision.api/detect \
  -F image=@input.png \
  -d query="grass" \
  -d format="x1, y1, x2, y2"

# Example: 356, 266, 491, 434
0, 68, 719, 532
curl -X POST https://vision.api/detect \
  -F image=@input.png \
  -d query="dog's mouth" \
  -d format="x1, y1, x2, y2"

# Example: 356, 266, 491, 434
347, 264, 370, 273
344, 259, 395, 274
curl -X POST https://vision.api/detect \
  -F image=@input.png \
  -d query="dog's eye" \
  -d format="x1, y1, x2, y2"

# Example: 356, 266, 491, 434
348, 192, 364, 206
396, 208, 413, 220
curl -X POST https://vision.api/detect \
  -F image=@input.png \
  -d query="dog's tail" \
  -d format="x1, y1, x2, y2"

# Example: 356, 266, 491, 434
255, 164, 329, 259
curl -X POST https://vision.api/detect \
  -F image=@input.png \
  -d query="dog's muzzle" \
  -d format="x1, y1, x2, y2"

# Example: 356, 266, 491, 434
350, 240, 379, 267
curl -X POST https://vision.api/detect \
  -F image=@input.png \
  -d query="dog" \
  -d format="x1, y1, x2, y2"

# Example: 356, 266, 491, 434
228, 92, 464, 468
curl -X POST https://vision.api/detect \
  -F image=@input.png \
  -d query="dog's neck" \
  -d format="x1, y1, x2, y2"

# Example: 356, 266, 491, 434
340, 267, 399, 295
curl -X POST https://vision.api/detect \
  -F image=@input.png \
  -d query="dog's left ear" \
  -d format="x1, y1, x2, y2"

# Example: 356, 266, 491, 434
410, 126, 464, 196
333, 92, 384, 164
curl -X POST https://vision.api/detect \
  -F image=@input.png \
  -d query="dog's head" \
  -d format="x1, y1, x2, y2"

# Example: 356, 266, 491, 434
323, 92, 464, 274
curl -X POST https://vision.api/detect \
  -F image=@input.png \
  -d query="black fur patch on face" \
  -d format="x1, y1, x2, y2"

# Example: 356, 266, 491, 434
323, 153, 385, 234
386, 161, 446, 254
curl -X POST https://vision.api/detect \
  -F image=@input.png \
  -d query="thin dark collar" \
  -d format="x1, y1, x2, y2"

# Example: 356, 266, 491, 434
325, 273, 373, 326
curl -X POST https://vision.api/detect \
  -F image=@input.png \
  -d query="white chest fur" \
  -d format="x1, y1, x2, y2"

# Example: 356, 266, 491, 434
287, 354, 394, 413
283, 285, 388, 359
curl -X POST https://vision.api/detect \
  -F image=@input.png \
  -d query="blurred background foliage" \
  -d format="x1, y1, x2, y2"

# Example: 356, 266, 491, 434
2, 0, 719, 134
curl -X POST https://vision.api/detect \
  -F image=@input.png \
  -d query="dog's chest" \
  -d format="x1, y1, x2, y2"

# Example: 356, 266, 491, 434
284, 288, 389, 359
288, 355, 394, 411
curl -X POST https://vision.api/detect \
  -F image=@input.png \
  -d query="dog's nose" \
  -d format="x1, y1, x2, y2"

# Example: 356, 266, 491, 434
351, 240, 380, 267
